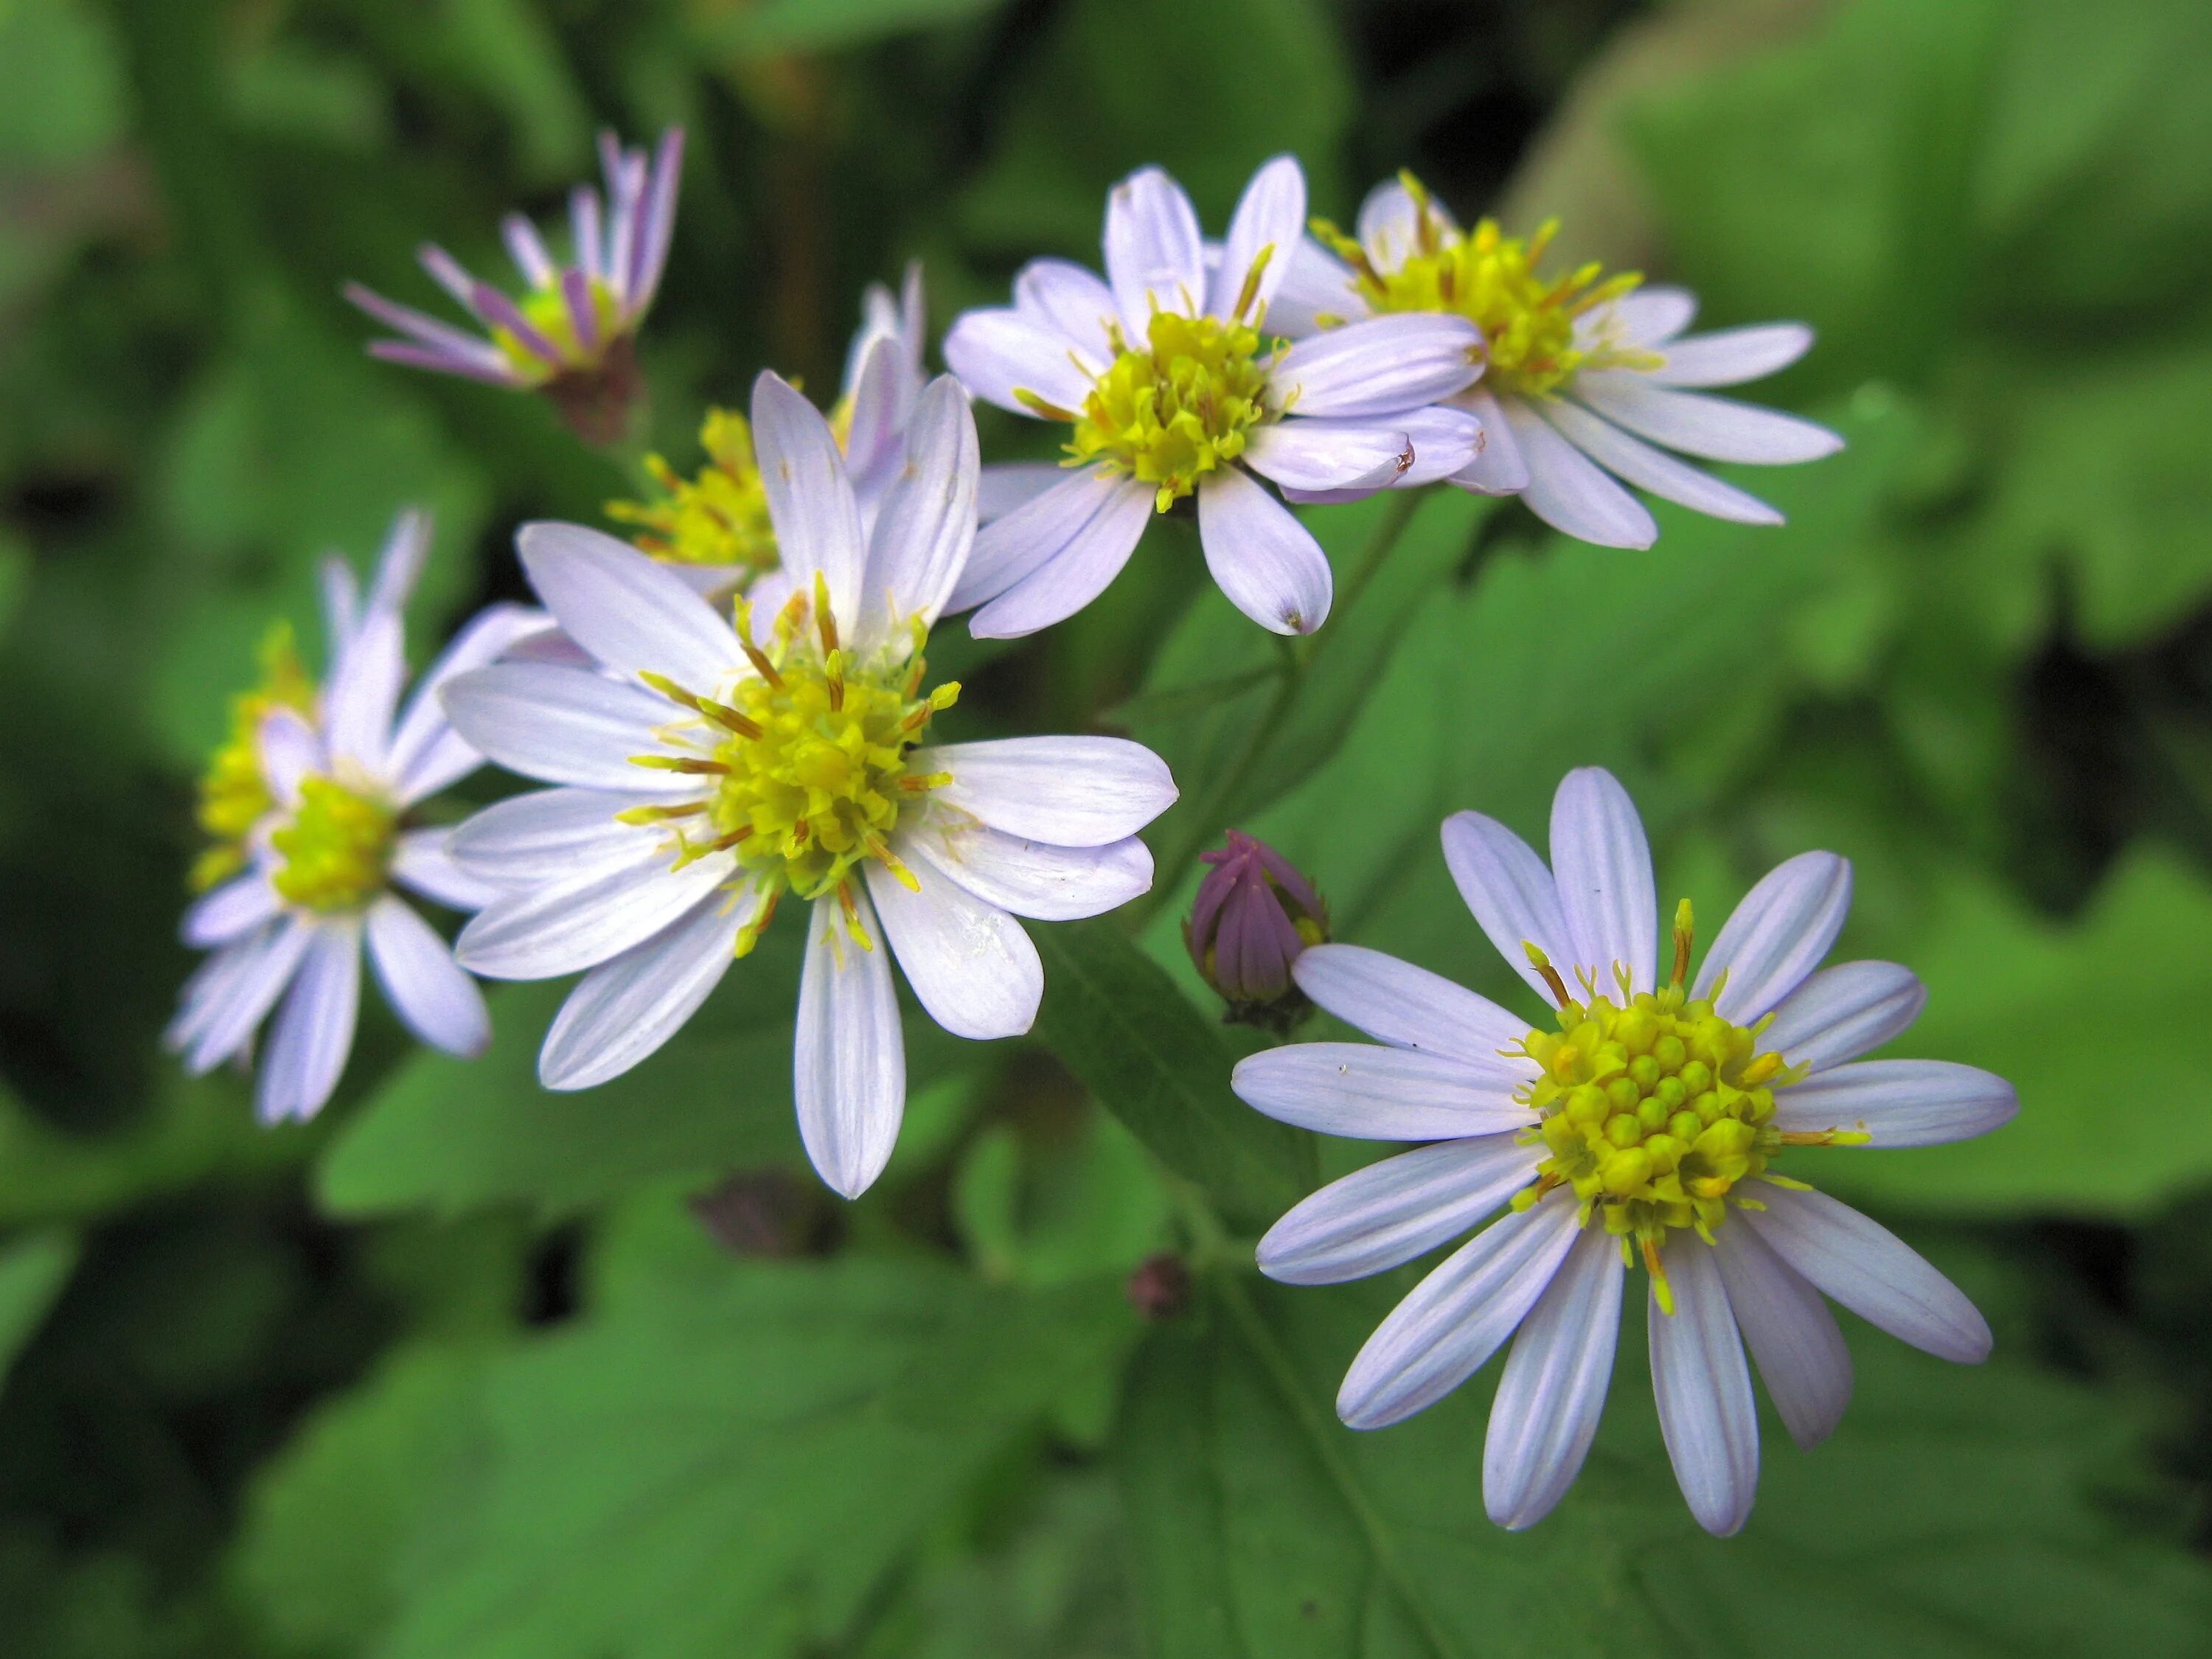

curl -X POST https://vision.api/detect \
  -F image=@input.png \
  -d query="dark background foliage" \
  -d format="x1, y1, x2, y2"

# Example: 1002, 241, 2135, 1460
2, 0, 2211, 1653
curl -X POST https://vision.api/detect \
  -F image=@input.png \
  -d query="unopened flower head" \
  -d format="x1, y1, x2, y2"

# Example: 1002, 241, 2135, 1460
439, 370, 1178, 1200
606, 265, 931, 587
166, 512, 544, 1123
346, 129, 683, 443
943, 156, 1488, 639
1186, 830, 1328, 1031
1232, 767, 2017, 1537
1274, 172, 1841, 549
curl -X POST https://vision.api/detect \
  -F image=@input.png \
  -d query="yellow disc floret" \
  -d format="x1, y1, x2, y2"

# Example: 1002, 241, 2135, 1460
496, 274, 624, 382
1060, 311, 1279, 511
607, 407, 780, 570
1509, 901, 1856, 1313
628, 580, 958, 949
270, 776, 397, 913
192, 622, 316, 891
1314, 174, 1654, 399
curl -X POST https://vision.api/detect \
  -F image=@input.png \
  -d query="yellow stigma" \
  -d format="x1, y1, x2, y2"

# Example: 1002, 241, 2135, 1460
607, 408, 780, 570
1314, 175, 1652, 398
192, 622, 316, 891
497, 274, 624, 380
1508, 899, 1831, 1276
631, 582, 957, 925
1059, 310, 1279, 511
270, 776, 397, 913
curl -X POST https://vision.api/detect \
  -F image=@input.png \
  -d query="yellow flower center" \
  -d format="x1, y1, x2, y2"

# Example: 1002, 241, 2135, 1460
192, 622, 316, 891
627, 582, 959, 941
495, 274, 624, 380
1054, 311, 1279, 511
1314, 177, 1653, 399
271, 776, 397, 913
1510, 901, 1856, 1312
607, 408, 780, 570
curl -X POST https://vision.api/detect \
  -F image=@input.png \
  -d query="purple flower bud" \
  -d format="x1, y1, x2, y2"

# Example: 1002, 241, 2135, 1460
1186, 830, 1329, 1032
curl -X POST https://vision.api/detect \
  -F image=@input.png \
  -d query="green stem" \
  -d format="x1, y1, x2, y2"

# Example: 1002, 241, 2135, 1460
1214, 1272, 1469, 1659
1138, 486, 1430, 920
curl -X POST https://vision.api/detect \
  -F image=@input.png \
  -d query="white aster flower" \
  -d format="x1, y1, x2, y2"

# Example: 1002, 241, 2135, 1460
1231, 767, 2017, 1536
943, 156, 1486, 638
439, 371, 1179, 1200
166, 511, 542, 1122
1272, 173, 1843, 549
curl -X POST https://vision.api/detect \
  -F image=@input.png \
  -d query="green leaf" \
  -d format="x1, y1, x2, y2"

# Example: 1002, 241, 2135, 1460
319, 928, 979, 1218
372, 1256, 1135, 1659
951, 1109, 1172, 1287
1117, 1270, 2212, 1657
1031, 920, 1306, 1227
0, 1230, 77, 1387
697, 0, 1011, 55
1816, 849, 2212, 1218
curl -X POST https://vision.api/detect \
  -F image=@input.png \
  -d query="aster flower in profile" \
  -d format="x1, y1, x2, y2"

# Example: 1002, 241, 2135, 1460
438, 371, 1178, 1200
167, 512, 545, 1123
943, 156, 1487, 638
1186, 830, 1328, 1033
1231, 767, 2017, 1537
1273, 174, 1841, 549
604, 264, 931, 601
346, 129, 683, 444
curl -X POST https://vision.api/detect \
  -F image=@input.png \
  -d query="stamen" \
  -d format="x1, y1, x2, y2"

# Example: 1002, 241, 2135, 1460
1523, 942, 1572, 1009
1777, 1129, 1871, 1147
631, 754, 731, 775
1671, 897, 1694, 990
866, 833, 921, 892
615, 801, 707, 824
734, 885, 780, 959
1641, 1236, 1675, 1316
1231, 244, 1275, 322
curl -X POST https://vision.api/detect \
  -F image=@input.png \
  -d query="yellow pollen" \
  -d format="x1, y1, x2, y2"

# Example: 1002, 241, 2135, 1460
607, 407, 781, 570
1508, 896, 1820, 1290
635, 591, 957, 909
1062, 310, 1279, 511
496, 274, 624, 381
192, 622, 316, 891
270, 776, 397, 913
1313, 175, 1655, 398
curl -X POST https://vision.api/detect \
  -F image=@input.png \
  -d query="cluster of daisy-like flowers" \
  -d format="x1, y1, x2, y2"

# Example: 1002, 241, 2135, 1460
171, 134, 2013, 1542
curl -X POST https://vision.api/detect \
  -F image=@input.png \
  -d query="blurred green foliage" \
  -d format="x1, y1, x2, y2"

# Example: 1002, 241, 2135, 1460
3, 0, 2212, 1653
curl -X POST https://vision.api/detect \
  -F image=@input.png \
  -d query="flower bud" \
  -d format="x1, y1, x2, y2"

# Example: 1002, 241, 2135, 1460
1184, 830, 1329, 1033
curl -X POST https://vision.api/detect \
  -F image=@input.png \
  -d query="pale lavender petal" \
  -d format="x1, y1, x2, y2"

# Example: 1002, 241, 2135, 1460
1272, 313, 1483, 419
1197, 466, 1332, 636
1104, 166, 1206, 333
1600, 287, 1696, 347
256, 919, 362, 1123
795, 888, 905, 1198
1574, 372, 1843, 465
466, 282, 563, 367
1338, 1191, 1577, 1430
182, 872, 279, 948
860, 375, 977, 639
899, 818, 1152, 922
320, 554, 359, 648
1354, 176, 1451, 274
965, 476, 1153, 638
751, 370, 867, 627
501, 213, 555, 288
175, 918, 313, 1072
1773, 1060, 2017, 1148
1647, 324, 1814, 388
1208, 154, 1305, 321
343, 285, 507, 375
390, 827, 507, 912
630, 128, 684, 310
1242, 420, 1414, 493
950, 463, 1133, 612
560, 268, 599, 355
568, 186, 603, 282
1267, 237, 1363, 337
388, 604, 550, 803
1712, 1221, 1852, 1450
1763, 961, 1927, 1073
539, 886, 746, 1091
257, 708, 319, 809
976, 462, 1064, 524
1482, 1220, 1624, 1528
365, 895, 489, 1057
942, 306, 1099, 415
866, 863, 1040, 1041
515, 521, 742, 689
455, 849, 731, 980
447, 787, 654, 885
1231, 1043, 1536, 1140
1439, 810, 1573, 1004
322, 608, 404, 773
1650, 1239, 1759, 1536
1447, 388, 1530, 494
366, 341, 523, 386
1549, 767, 1658, 996
1012, 257, 1120, 365
439, 661, 672, 792
1694, 851, 1851, 1022
1498, 396, 1655, 549
1259, 1134, 1543, 1286
416, 243, 479, 309
1291, 943, 1534, 1072
919, 735, 1177, 846
1542, 399, 1783, 526
1742, 1184, 1991, 1364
